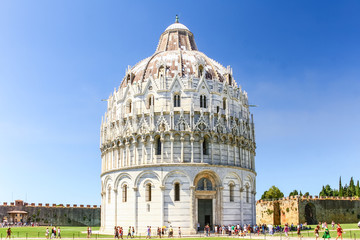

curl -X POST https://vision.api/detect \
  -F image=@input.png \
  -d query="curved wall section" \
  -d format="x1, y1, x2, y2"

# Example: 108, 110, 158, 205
100, 165, 256, 234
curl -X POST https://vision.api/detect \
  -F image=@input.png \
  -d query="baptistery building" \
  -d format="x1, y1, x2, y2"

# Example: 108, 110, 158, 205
100, 18, 257, 234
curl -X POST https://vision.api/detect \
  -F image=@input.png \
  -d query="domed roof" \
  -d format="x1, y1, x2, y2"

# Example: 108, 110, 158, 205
165, 22, 189, 31
120, 17, 232, 89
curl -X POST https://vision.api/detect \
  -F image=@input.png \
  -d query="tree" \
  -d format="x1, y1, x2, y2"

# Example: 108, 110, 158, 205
319, 185, 333, 197
356, 180, 360, 197
303, 192, 310, 197
289, 190, 299, 197
300, 191, 303, 196
261, 186, 284, 200
349, 177, 355, 197
339, 177, 343, 197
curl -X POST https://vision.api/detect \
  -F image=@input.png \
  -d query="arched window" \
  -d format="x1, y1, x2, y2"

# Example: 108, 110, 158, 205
228, 74, 232, 85
246, 185, 250, 203
223, 98, 227, 110
174, 183, 180, 201
174, 94, 181, 107
216, 106, 220, 113
229, 183, 234, 202
126, 100, 132, 113
122, 185, 127, 202
203, 138, 209, 155
147, 95, 154, 109
198, 65, 204, 77
155, 137, 161, 155
126, 73, 134, 84
146, 183, 152, 202
108, 187, 111, 204
200, 95, 207, 108
158, 66, 165, 78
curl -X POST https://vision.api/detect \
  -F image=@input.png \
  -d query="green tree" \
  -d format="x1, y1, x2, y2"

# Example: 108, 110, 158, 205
300, 191, 303, 196
339, 177, 343, 197
343, 184, 349, 197
356, 180, 360, 197
320, 185, 333, 197
304, 192, 310, 197
261, 186, 284, 200
289, 190, 299, 197
349, 177, 355, 197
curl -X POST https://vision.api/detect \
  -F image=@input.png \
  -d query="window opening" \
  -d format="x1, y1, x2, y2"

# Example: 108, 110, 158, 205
146, 183, 152, 202
174, 183, 180, 201
122, 185, 127, 202
230, 184, 234, 202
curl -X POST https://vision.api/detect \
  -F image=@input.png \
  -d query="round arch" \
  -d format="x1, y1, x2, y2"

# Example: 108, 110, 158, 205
305, 203, 317, 224
193, 170, 222, 188
162, 170, 191, 186
114, 173, 132, 191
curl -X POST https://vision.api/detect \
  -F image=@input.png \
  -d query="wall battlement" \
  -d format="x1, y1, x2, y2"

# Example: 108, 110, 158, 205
0, 200, 100, 226
256, 196, 360, 225
257, 195, 360, 203
1, 202, 99, 208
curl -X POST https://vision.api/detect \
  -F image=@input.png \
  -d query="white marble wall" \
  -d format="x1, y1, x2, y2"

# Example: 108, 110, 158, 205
100, 165, 256, 235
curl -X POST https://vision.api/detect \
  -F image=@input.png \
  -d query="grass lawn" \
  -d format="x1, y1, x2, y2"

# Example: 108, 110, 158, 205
270, 223, 360, 239
0, 226, 110, 239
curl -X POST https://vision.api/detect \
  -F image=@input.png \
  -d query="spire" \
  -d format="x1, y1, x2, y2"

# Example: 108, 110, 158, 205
175, 14, 179, 23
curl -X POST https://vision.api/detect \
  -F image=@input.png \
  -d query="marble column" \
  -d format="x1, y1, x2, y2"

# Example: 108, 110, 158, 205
114, 189, 118, 226
200, 139, 204, 163
170, 135, 174, 163
189, 186, 196, 234
133, 187, 138, 232
160, 185, 165, 227
190, 136, 194, 163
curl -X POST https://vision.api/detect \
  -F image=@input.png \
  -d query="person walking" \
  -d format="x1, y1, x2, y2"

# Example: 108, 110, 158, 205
146, 226, 151, 239
335, 224, 343, 240
114, 226, 119, 239
45, 228, 49, 239
297, 223, 303, 239
131, 227, 135, 238
315, 225, 320, 240
57, 227, 61, 239
322, 226, 331, 240
284, 224, 289, 240
178, 227, 181, 238
6, 228, 12, 239
127, 226, 132, 239
157, 227, 161, 238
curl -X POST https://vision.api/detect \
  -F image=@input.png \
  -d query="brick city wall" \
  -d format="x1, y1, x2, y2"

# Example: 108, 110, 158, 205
257, 196, 360, 225
0, 201, 100, 226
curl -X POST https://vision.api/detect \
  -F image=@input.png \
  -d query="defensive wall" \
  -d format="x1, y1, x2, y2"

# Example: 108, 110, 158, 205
256, 195, 360, 225
0, 200, 100, 226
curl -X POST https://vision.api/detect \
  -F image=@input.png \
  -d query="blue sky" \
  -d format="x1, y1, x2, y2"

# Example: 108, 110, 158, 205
0, 1, 359, 205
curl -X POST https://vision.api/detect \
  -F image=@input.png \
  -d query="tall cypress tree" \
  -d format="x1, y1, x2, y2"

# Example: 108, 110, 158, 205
339, 177, 343, 197
356, 180, 360, 197
349, 177, 355, 197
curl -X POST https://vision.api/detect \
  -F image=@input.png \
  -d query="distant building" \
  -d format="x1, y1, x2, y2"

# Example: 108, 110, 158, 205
100, 17, 257, 234
256, 195, 360, 225
0, 200, 100, 226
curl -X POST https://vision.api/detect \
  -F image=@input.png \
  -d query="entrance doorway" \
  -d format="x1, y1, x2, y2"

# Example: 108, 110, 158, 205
198, 199, 212, 230
305, 203, 317, 224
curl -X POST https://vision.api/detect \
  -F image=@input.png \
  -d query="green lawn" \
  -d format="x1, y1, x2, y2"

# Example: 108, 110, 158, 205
270, 223, 360, 239
0, 226, 110, 239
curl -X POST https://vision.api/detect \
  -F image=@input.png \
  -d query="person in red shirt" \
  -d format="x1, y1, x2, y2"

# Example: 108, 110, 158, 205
336, 223, 343, 240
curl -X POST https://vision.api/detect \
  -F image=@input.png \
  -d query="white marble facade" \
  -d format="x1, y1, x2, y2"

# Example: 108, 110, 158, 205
100, 19, 257, 234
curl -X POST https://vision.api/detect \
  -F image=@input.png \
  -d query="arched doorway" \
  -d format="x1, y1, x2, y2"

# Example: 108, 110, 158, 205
193, 171, 221, 231
305, 203, 317, 224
